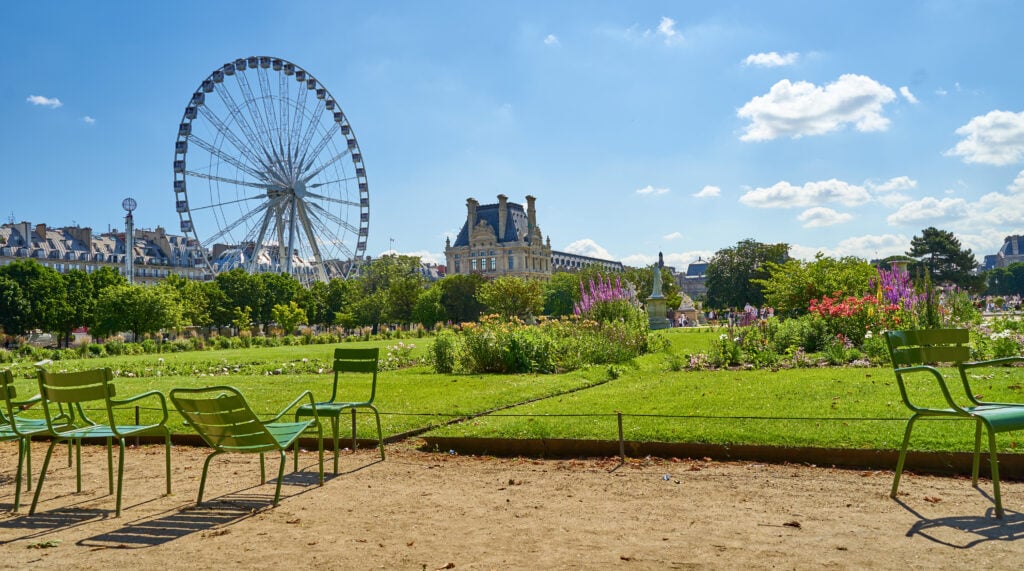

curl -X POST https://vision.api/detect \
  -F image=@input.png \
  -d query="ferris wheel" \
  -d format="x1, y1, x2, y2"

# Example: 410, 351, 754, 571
173, 56, 369, 285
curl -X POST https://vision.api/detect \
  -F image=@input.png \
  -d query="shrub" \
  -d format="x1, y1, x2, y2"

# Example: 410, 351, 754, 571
430, 330, 460, 374
141, 339, 158, 354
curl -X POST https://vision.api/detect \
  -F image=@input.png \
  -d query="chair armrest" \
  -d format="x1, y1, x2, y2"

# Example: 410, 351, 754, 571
268, 390, 318, 423
110, 390, 170, 426
959, 356, 1024, 406
894, 365, 971, 414
13, 394, 41, 410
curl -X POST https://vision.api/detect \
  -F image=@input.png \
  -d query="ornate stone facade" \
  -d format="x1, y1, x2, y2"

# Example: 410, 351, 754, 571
445, 195, 553, 279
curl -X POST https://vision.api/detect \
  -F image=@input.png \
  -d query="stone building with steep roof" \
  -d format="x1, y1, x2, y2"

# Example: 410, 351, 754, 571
444, 195, 554, 279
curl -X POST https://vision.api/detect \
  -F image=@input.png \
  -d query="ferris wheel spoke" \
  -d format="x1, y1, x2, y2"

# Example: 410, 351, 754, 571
200, 199, 275, 249
195, 105, 268, 172
304, 210, 355, 260
245, 206, 277, 274
289, 81, 310, 165
188, 194, 267, 212
294, 199, 328, 282
301, 123, 340, 170
188, 134, 267, 181
306, 201, 361, 235
304, 190, 359, 207
300, 147, 352, 184
307, 176, 357, 188
256, 67, 279, 140
234, 70, 274, 154
216, 81, 274, 162
184, 170, 275, 190
278, 72, 291, 153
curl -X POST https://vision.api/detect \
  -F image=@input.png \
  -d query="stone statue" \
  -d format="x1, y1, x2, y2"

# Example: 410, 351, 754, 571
651, 251, 664, 298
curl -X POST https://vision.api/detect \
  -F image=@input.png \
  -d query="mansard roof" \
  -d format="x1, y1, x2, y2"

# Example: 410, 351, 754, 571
452, 200, 530, 247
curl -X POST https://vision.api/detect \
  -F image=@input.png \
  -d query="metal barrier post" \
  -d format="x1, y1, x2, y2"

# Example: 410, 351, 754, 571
135, 406, 141, 447
617, 411, 625, 463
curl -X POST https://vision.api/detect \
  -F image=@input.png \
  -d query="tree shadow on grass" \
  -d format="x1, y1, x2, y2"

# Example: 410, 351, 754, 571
896, 491, 1024, 548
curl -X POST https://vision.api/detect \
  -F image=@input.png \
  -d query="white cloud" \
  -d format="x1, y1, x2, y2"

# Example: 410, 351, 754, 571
876, 192, 912, 208
636, 185, 670, 196
656, 16, 683, 45
694, 185, 720, 198
1009, 170, 1024, 193
737, 74, 897, 141
886, 196, 968, 225
833, 233, 909, 260
867, 176, 917, 193
740, 179, 871, 208
743, 51, 799, 67
27, 95, 62, 108
899, 86, 919, 104
82, 116, 96, 124
963, 191, 1024, 227
663, 231, 683, 240
620, 253, 655, 267
946, 110, 1024, 166
797, 207, 852, 228
544, 34, 560, 46
563, 238, 614, 260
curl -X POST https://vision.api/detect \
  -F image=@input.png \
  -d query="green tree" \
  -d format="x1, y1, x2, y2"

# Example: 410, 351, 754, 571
907, 227, 983, 291
215, 268, 266, 328
295, 281, 330, 326
55, 269, 94, 347
412, 282, 446, 327
0, 276, 29, 336
477, 276, 545, 320
348, 255, 426, 326
543, 266, 610, 317
0, 259, 67, 335
270, 301, 308, 335
88, 265, 128, 297
163, 274, 212, 330
756, 254, 877, 316
257, 273, 300, 325
439, 273, 487, 323
704, 239, 789, 309
621, 265, 680, 310
93, 284, 182, 340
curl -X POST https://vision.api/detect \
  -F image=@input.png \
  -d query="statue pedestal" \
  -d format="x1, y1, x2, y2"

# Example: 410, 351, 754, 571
646, 296, 671, 330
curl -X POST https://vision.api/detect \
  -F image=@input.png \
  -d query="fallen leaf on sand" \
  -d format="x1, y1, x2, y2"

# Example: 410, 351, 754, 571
924, 496, 942, 504
783, 521, 801, 528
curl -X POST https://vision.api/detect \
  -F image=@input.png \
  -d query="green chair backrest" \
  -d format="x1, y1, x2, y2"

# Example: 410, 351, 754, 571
170, 386, 280, 453
329, 347, 379, 402
37, 368, 115, 429
0, 369, 15, 426
886, 329, 970, 367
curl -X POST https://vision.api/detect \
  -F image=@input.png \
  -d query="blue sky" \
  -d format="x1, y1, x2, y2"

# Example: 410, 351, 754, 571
6, 1, 1024, 271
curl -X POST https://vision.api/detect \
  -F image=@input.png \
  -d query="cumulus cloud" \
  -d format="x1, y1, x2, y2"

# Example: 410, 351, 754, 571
82, 116, 96, 124
964, 191, 1024, 227
867, 176, 917, 193
656, 16, 683, 45
737, 74, 897, 141
563, 238, 614, 260
663, 231, 683, 240
620, 253, 655, 266
544, 34, 560, 46
694, 185, 720, 198
886, 196, 968, 225
740, 179, 871, 208
743, 51, 799, 67
1009, 170, 1024, 193
899, 86, 919, 104
27, 95, 62, 108
946, 110, 1024, 166
636, 185, 670, 196
833, 233, 910, 259
797, 207, 852, 228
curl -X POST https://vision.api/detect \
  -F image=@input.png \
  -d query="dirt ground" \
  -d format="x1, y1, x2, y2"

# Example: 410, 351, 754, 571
1, 440, 1022, 569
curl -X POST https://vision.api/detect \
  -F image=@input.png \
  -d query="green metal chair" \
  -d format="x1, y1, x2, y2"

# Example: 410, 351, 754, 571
296, 347, 384, 473
29, 368, 171, 517
170, 386, 323, 507
885, 328, 1024, 518
1, 369, 56, 512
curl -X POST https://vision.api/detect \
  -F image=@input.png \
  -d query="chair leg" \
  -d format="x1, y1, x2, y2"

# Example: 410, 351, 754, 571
351, 408, 357, 452
972, 420, 983, 486
164, 429, 172, 496
891, 416, 918, 498
13, 438, 27, 513
115, 438, 126, 517
273, 450, 287, 507
29, 439, 60, 515
317, 421, 324, 485
25, 436, 33, 491
259, 452, 266, 484
105, 437, 113, 495
197, 450, 222, 505
986, 426, 1004, 519
371, 405, 385, 461
332, 416, 340, 474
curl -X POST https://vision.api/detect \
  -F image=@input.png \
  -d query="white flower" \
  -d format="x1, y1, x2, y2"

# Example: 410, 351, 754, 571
719, 334, 728, 340
864, 331, 873, 340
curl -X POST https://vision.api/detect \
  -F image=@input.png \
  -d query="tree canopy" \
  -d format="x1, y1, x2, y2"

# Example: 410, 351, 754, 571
756, 254, 877, 316
704, 239, 789, 309
907, 227, 983, 291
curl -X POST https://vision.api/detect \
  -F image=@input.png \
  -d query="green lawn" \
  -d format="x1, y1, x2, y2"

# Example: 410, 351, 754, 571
6, 329, 1024, 453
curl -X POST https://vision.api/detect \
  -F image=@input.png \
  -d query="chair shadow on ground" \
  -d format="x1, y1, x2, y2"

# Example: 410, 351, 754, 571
77, 468, 339, 549
896, 489, 1024, 548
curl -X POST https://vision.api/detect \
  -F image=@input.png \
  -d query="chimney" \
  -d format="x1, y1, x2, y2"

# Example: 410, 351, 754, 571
466, 198, 478, 233
497, 194, 508, 239
525, 195, 537, 231
35, 223, 47, 241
